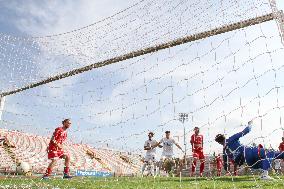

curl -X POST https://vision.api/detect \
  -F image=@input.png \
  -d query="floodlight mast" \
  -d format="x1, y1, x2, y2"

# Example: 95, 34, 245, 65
179, 113, 189, 168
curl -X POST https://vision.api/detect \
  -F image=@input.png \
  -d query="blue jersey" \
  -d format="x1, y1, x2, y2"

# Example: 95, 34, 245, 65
222, 125, 284, 171
223, 126, 251, 169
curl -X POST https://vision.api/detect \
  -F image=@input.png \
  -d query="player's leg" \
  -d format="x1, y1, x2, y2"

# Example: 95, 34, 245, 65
43, 159, 57, 179
162, 156, 172, 174
61, 154, 72, 179
141, 161, 147, 175
199, 151, 205, 176
142, 155, 150, 175
256, 148, 274, 180
191, 151, 198, 176
169, 157, 175, 174
233, 163, 237, 176
216, 167, 220, 176
191, 158, 197, 176
152, 156, 157, 176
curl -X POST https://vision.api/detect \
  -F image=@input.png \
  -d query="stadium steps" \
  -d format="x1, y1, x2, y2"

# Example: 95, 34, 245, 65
0, 129, 142, 175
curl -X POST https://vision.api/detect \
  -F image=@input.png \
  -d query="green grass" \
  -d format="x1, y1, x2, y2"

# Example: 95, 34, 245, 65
0, 176, 284, 189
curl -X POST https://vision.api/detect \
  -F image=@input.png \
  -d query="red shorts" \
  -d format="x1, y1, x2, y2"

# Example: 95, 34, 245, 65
48, 150, 65, 159
217, 163, 222, 170
192, 150, 205, 159
47, 144, 67, 159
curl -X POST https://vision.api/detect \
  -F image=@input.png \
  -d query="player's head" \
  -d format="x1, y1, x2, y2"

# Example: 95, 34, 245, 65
215, 134, 225, 145
148, 132, 154, 139
194, 127, 199, 134
62, 119, 71, 129
282, 137, 284, 142
165, 131, 170, 138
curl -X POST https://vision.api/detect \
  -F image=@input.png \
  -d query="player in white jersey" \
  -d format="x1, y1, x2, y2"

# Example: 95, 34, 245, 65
153, 131, 184, 160
141, 132, 162, 175
152, 131, 184, 175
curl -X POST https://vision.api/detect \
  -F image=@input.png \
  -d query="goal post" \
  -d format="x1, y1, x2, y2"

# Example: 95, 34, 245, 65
0, 96, 5, 121
269, 0, 284, 45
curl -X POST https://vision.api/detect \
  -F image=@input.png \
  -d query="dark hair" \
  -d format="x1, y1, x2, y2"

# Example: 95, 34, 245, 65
62, 119, 70, 124
148, 132, 154, 136
194, 127, 199, 130
215, 134, 225, 144
165, 131, 170, 134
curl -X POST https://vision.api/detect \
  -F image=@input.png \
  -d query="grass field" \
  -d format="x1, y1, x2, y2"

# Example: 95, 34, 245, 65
1, 176, 284, 189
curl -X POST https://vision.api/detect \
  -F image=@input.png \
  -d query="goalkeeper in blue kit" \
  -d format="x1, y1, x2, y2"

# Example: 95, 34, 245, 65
215, 120, 284, 180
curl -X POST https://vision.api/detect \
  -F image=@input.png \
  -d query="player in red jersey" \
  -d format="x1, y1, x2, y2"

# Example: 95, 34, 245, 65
42, 119, 72, 179
279, 137, 284, 152
216, 154, 222, 176
190, 127, 205, 177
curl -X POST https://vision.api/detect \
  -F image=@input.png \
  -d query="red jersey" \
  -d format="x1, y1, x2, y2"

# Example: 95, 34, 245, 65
190, 134, 203, 151
279, 142, 284, 151
47, 127, 67, 159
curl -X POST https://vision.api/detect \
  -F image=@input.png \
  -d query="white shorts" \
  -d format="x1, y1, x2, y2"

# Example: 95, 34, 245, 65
144, 154, 156, 163
274, 160, 281, 170
275, 163, 281, 170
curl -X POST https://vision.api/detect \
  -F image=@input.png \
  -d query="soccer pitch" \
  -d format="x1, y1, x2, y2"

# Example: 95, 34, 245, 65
0, 176, 284, 189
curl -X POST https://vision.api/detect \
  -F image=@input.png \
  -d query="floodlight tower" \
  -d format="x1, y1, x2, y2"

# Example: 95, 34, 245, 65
178, 113, 189, 167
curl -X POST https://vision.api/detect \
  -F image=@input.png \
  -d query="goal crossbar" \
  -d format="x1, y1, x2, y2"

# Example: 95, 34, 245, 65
0, 12, 281, 97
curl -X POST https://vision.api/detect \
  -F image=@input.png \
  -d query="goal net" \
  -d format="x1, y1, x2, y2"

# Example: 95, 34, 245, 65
0, 0, 284, 181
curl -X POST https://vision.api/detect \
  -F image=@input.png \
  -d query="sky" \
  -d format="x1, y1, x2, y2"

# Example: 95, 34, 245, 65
1, 0, 284, 157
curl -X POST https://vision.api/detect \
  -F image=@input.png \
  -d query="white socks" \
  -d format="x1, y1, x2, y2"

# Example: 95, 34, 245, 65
262, 170, 268, 176
141, 163, 147, 174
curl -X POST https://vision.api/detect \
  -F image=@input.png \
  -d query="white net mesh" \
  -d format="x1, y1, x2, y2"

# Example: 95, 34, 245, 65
0, 0, 284, 186
0, 0, 273, 92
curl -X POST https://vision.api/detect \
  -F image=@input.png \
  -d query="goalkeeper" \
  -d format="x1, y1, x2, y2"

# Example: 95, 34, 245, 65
215, 120, 284, 180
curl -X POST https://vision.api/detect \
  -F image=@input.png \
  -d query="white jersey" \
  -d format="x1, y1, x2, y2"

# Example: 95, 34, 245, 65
144, 139, 158, 156
160, 137, 177, 157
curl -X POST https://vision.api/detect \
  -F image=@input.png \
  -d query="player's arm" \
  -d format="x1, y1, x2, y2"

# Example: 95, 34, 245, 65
144, 146, 151, 150
190, 135, 194, 151
228, 120, 253, 143
151, 141, 161, 149
175, 143, 183, 151
174, 140, 184, 152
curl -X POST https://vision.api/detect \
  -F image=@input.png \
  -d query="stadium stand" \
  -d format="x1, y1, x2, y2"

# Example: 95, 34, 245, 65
0, 128, 255, 177
0, 129, 142, 176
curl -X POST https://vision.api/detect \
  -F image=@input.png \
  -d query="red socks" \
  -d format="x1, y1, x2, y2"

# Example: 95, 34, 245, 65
200, 161, 205, 174
191, 161, 197, 174
64, 167, 70, 175
191, 161, 204, 175
45, 167, 52, 176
